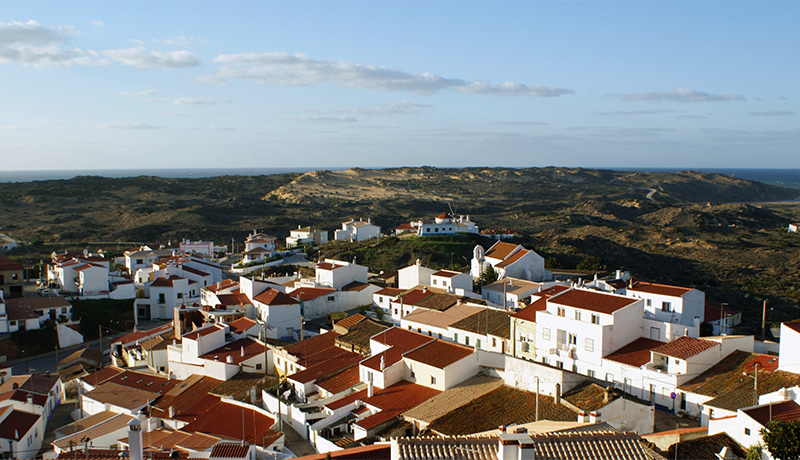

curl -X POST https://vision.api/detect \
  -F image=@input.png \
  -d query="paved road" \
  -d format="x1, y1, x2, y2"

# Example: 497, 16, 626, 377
7, 319, 169, 375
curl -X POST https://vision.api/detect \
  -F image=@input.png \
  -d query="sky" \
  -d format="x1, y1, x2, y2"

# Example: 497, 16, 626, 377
1, 1, 798, 171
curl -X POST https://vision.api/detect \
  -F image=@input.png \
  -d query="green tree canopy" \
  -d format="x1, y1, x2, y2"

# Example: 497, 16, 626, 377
761, 420, 800, 460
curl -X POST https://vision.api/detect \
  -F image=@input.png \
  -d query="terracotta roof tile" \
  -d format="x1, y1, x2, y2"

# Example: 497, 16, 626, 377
227, 317, 258, 335
287, 353, 362, 384
651, 336, 718, 360
199, 338, 265, 366
53, 413, 134, 450
432, 270, 461, 278
549, 289, 638, 315
450, 308, 510, 339
293, 444, 390, 460
784, 320, 800, 334
335, 314, 366, 330
604, 338, 664, 367
629, 280, 692, 297
182, 324, 224, 340
485, 241, 519, 260
513, 297, 547, 322
744, 400, 800, 426
0, 409, 39, 441
404, 340, 474, 369
496, 249, 529, 269
83, 382, 160, 410
210, 443, 251, 458
253, 288, 299, 306
316, 366, 361, 395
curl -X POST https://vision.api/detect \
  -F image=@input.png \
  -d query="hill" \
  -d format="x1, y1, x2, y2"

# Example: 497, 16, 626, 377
2, 167, 800, 331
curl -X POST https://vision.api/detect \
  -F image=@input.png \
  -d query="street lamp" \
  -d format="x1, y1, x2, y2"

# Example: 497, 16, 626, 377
743, 362, 759, 407
674, 423, 688, 460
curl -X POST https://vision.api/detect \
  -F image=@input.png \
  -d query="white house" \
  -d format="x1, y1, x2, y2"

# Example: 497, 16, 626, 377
124, 246, 176, 275
48, 256, 110, 296
625, 280, 705, 341
139, 275, 200, 320
0, 406, 43, 459
286, 225, 328, 248
252, 288, 302, 340
179, 239, 214, 257
243, 231, 277, 262
398, 262, 436, 290
430, 270, 473, 294
315, 259, 368, 290
471, 241, 551, 282
412, 213, 479, 236
334, 219, 380, 242
778, 320, 800, 373
534, 287, 644, 379
482, 278, 543, 309
709, 397, 800, 459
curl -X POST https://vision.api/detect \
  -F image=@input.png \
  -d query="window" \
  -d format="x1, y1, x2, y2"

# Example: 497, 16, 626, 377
674, 359, 680, 365
591, 314, 600, 325
492, 337, 496, 347
431, 376, 437, 385
432, 279, 437, 285
542, 328, 550, 341
177, 292, 183, 299
476, 339, 481, 349
454, 333, 459, 342
623, 378, 632, 393
327, 296, 335, 301
465, 336, 470, 346
136, 259, 144, 264
745, 428, 750, 436
557, 307, 565, 317
394, 309, 398, 316
646, 299, 651, 307
585, 338, 594, 352
568, 333, 577, 346
662, 301, 672, 312
256, 364, 262, 370
587, 369, 596, 378
438, 333, 442, 339
522, 342, 530, 352
61, 307, 67, 313
9, 321, 16, 327
574, 311, 581, 320
158, 293, 166, 304
605, 373, 614, 382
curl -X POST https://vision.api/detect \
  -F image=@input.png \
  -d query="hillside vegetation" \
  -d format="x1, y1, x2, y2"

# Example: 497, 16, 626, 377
2, 167, 800, 331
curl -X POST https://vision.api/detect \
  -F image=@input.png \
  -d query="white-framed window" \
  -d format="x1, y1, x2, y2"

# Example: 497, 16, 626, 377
542, 328, 550, 341
646, 299, 652, 307
431, 376, 436, 385
591, 314, 600, 324
557, 307, 565, 317
522, 342, 530, 352
585, 338, 594, 352
568, 333, 577, 346
624, 378, 632, 393
662, 301, 672, 312
605, 373, 614, 382
327, 296, 335, 301
587, 369, 596, 378
574, 311, 581, 320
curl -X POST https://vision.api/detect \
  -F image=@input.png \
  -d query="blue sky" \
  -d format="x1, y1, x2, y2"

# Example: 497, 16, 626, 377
1, 1, 798, 170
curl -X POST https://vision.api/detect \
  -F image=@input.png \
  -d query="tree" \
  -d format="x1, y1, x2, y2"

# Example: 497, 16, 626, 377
761, 420, 800, 460
746, 444, 763, 460
480, 264, 498, 284
576, 255, 604, 271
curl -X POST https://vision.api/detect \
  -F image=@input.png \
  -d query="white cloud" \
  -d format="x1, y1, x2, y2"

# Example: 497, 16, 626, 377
153, 36, 204, 47
299, 115, 359, 123
0, 20, 82, 67
601, 109, 674, 115
751, 111, 794, 117
0, 125, 32, 130
99, 122, 160, 129
120, 89, 157, 96
91, 19, 104, 28
173, 97, 229, 106
493, 121, 548, 126
101, 46, 200, 69
610, 88, 745, 103
342, 101, 431, 115
202, 52, 573, 97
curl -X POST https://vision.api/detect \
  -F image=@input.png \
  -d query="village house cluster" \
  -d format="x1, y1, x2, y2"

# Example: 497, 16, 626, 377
1, 212, 797, 460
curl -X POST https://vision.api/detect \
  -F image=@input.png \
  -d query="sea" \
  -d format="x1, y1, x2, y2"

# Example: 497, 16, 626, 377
1, 167, 800, 190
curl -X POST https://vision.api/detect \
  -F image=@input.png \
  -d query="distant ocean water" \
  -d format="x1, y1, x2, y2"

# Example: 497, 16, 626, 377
1, 167, 800, 190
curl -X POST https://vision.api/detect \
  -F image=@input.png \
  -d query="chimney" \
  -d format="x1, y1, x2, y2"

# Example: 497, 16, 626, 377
128, 419, 143, 460
497, 428, 517, 460
27, 393, 34, 406
380, 355, 385, 371
603, 387, 611, 404
628, 278, 633, 289
241, 346, 245, 357
368, 380, 374, 398
226, 355, 234, 364
168, 406, 175, 418
616, 269, 622, 280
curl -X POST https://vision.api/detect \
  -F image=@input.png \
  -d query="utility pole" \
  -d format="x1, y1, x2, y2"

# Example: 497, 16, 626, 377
98, 325, 103, 368
753, 362, 759, 407
762, 300, 768, 341
720, 303, 726, 335
535, 377, 540, 422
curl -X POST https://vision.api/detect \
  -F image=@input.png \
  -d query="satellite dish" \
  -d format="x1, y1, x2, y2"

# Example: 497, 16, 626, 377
473, 245, 485, 261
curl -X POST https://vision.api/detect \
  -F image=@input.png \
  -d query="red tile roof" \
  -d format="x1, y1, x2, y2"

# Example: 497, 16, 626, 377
485, 241, 519, 260
432, 270, 461, 278
0, 389, 47, 406
324, 387, 368, 411
104, 369, 180, 394
513, 297, 547, 321
744, 400, 800, 426
363, 380, 441, 413
0, 256, 24, 271
283, 331, 341, 362
181, 400, 280, 447
403, 340, 474, 369
181, 266, 210, 277
375, 287, 403, 297
227, 317, 258, 335
182, 324, 224, 340
0, 409, 43, 440
549, 289, 638, 314
316, 366, 361, 395
290, 287, 336, 301
293, 444, 390, 460
604, 338, 664, 367
784, 320, 800, 334
335, 314, 366, 330
210, 443, 251, 458
533, 285, 570, 298
496, 249, 529, 268
113, 323, 173, 345
205, 279, 239, 294
287, 353, 362, 384
215, 293, 251, 306
81, 366, 125, 387
200, 338, 265, 366
395, 288, 434, 306
253, 288, 298, 306
361, 328, 435, 371
149, 375, 223, 422
316, 262, 344, 271
150, 275, 186, 287
652, 336, 718, 360
354, 409, 398, 430
629, 280, 692, 297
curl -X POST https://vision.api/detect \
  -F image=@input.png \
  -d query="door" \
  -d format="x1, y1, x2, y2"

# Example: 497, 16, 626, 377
650, 327, 661, 340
